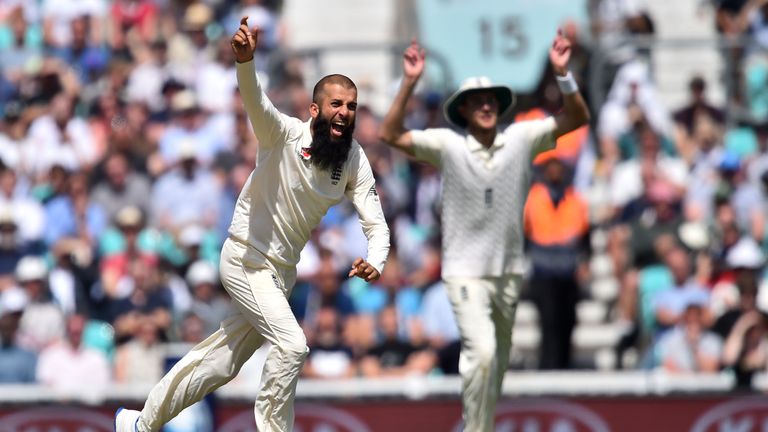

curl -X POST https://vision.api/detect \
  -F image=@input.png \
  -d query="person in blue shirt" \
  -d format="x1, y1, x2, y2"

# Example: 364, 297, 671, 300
0, 298, 37, 384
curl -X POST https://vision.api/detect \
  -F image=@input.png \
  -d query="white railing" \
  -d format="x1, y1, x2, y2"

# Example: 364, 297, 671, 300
0, 371, 737, 405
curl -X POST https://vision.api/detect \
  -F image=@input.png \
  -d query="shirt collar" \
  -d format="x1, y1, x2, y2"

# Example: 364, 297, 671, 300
466, 130, 504, 152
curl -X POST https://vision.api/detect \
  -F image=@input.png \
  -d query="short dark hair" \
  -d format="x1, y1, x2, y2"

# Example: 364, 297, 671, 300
690, 76, 706, 93
312, 74, 356, 103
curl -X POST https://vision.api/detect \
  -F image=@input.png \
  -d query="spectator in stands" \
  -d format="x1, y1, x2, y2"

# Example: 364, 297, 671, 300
673, 76, 725, 162
87, 92, 124, 153
157, 90, 230, 169
364, 146, 410, 221
0, 165, 45, 246
47, 240, 93, 317
36, 313, 111, 397
615, 239, 696, 366
0, 103, 34, 176
51, 14, 109, 85
653, 248, 712, 334
109, 0, 158, 52
713, 0, 752, 104
174, 223, 219, 275
715, 0, 751, 36
27, 93, 98, 175
166, 3, 216, 85
91, 151, 152, 223
0, 6, 42, 102
716, 153, 764, 241
712, 236, 765, 331
0, 289, 36, 383
186, 260, 233, 338
352, 253, 421, 340
98, 205, 158, 300
359, 304, 435, 377
524, 156, 590, 369
14, 256, 65, 352
124, 41, 170, 116
721, 310, 768, 390
609, 127, 687, 213
43, 171, 107, 249
42, 0, 106, 49
299, 252, 356, 329
597, 58, 672, 173
114, 316, 164, 384
178, 312, 206, 345
106, 258, 172, 345
150, 141, 221, 232
705, 204, 745, 300
0, 207, 34, 279
302, 306, 356, 379
588, 0, 655, 96
617, 114, 678, 162
656, 298, 723, 373
195, 37, 239, 118
685, 117, 726, 221
610, 180, 684, 309
727, 0, 768, 58
30, 164, 67, 207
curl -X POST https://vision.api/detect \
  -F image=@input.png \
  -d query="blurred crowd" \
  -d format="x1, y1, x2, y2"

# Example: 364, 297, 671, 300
1, 0, 768, 397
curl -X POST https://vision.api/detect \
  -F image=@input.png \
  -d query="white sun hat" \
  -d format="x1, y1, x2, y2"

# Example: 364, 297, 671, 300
443, 76, 515, 128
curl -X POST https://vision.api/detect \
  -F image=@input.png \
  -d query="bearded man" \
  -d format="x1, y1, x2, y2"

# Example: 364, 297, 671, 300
116, 16, 390, 432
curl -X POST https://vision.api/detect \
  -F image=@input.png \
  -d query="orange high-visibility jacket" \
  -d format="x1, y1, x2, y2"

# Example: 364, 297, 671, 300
524, 183, 589, 246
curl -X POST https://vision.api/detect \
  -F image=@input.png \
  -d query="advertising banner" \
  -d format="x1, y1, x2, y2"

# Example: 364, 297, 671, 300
2, 395, 767, 431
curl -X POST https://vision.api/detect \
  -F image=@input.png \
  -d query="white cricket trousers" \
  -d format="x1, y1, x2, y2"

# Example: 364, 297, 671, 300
445, 274, 521, 432
137, 237, 307, 432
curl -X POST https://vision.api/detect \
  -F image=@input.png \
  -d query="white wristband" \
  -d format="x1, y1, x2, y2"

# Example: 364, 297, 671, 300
556, 71, 578, 95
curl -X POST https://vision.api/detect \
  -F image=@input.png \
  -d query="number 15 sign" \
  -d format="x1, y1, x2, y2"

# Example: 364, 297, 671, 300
416, 0, 587, 93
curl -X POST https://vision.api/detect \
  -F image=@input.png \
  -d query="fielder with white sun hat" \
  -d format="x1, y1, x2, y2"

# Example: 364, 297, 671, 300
443, 76, 516, 129
380, 31, 590, 431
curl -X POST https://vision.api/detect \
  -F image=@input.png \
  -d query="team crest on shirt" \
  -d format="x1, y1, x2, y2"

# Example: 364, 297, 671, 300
298, 147, 312, 161
330, 166, 343, 185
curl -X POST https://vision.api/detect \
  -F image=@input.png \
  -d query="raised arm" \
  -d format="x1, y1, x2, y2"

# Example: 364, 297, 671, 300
379, 41, 427, 156
231, 17, 287, 149
549, 32, 591, 139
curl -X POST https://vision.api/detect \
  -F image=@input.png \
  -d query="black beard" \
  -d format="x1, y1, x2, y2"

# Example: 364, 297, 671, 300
309, 115, 354, 171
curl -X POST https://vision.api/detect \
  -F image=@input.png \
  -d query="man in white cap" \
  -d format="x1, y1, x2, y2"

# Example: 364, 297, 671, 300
116, 16, 389, 432
379, 33, 589, 431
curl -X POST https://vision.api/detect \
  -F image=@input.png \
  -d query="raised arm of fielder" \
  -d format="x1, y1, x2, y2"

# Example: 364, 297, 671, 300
378, 40, 426, 157
379, 33, 590, 152
232, 16, 288, 149
549, 31, 591, 138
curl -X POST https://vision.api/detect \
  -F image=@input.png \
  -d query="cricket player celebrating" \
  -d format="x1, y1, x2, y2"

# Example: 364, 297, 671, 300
116, 17, 389, 432
379, 33, 589, 431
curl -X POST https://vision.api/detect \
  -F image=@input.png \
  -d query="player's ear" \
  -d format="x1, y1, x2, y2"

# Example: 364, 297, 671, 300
309, 102, 319, 119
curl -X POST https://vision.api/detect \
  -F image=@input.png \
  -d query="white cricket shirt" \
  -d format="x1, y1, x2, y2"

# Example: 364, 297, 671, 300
231, 61, 389, 272
410, 118, 556, 278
